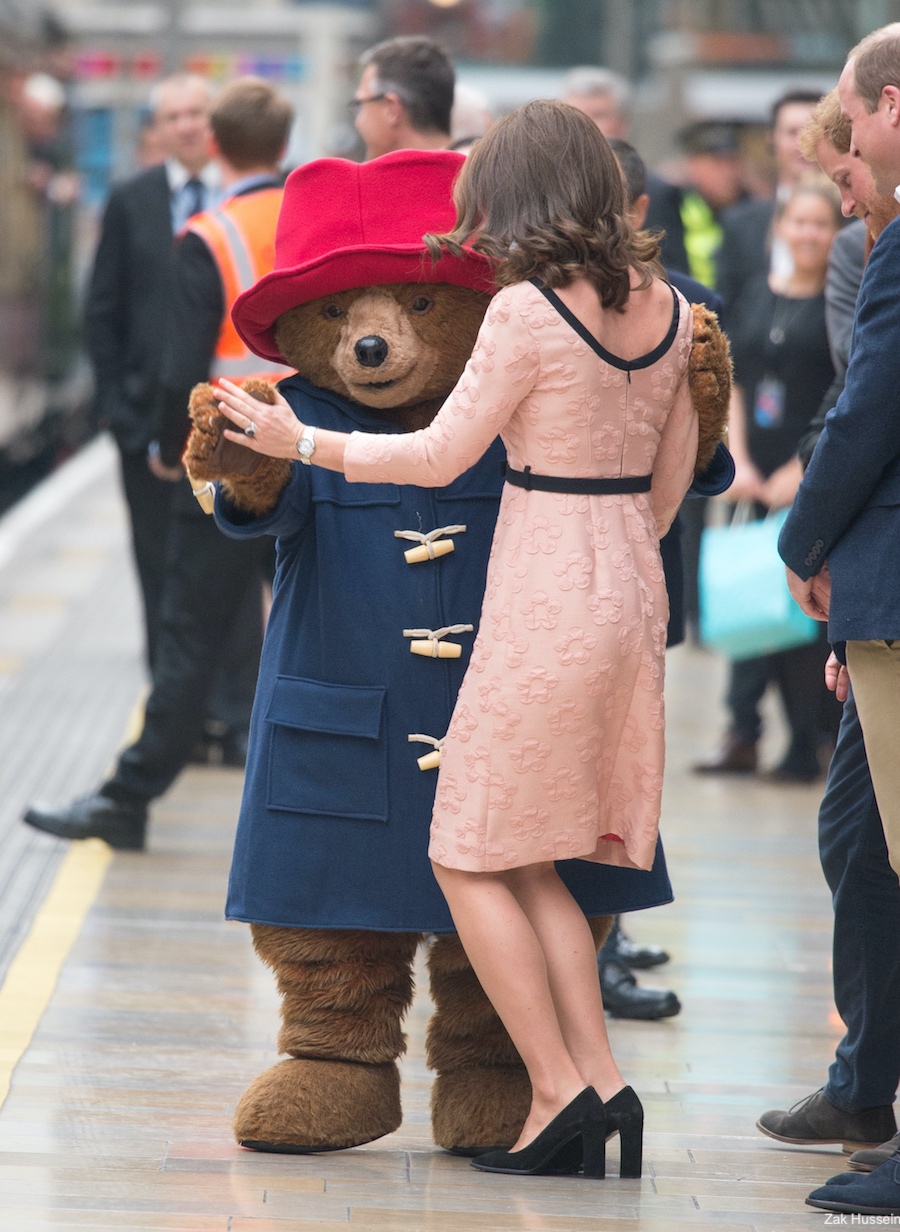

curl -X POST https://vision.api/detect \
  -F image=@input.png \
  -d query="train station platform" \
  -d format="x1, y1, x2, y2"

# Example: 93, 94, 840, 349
0, 439, 857, 1230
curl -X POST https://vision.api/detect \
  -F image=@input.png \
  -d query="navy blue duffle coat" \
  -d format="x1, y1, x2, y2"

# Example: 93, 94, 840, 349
215, 375, 673, 931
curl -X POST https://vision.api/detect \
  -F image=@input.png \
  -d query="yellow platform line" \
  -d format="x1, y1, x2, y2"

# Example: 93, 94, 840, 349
0, 838, 113, 1108
0, 687, 146, 1106
0, 689, 146, 1109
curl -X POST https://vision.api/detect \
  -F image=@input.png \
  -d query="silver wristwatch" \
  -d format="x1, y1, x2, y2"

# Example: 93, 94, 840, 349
296, 425, 317, 465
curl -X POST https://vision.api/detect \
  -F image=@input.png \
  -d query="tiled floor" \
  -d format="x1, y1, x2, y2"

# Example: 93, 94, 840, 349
0, 447, 866, 1229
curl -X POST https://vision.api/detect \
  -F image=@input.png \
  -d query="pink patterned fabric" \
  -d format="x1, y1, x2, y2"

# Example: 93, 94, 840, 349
343, 279, 697, 872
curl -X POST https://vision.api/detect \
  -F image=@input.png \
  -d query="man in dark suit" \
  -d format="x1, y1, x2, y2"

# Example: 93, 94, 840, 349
84, 72, 216, 669
756, 88, 900, 1175
24, 78, 293, 850
776, 27, 900, 1221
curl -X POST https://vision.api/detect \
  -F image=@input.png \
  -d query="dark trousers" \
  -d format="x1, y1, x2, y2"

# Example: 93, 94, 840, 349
108, 493, 272, 801
820, 690, 900, 1112
116, 443, 177, 669
726, 630, 840, 757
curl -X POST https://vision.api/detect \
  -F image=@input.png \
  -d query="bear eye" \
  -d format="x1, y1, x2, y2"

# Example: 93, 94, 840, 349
323, 304, 344, 320
411, 295, 433, 314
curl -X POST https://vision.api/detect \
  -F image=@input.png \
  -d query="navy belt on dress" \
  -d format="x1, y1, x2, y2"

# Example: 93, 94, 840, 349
503, 465, 653, 495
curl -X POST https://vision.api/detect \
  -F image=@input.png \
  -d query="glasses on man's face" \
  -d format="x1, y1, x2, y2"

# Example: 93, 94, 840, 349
348, 93, 388, 119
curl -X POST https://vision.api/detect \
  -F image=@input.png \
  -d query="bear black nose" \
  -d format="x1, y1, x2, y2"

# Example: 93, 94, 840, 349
355, 336, 389, 368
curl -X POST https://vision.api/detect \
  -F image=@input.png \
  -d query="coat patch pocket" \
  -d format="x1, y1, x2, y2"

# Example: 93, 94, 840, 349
265, 676, 388, 821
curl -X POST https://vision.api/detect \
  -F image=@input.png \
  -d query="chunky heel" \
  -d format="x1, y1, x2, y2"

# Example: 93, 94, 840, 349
581, 1116, 607, 1179
604, 1085, 644, 1178
618, 1121, 643, 1178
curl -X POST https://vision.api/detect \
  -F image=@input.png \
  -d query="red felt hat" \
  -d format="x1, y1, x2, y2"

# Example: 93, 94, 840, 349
231, 149, 496, 365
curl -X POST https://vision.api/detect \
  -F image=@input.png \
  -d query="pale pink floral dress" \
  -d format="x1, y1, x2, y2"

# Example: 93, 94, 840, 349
343, 278, 697, 873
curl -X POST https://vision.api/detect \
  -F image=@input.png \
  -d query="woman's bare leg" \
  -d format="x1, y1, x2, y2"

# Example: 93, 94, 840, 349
432, 860, 612, 1150
505, 863, 625, 1101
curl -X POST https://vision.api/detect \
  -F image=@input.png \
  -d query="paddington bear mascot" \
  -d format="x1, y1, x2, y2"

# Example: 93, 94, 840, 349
182, 150, 732, 1155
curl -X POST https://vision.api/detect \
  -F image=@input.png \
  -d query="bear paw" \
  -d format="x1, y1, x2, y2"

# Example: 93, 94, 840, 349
688, 302, 732, 475
234, 1058, 402, 1153
183, 379, 293, 516
430, 1066, 530, 1154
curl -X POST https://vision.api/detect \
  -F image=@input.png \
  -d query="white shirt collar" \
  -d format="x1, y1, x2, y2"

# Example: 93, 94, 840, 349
894, 185, 900, 205
165, 159, 220, 194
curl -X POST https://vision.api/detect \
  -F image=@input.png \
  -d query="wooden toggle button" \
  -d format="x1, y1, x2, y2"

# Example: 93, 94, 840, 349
403, 539, 455, 564
410, 640, 462, 659
190, 479, 215, 514
408, 733, 443, 771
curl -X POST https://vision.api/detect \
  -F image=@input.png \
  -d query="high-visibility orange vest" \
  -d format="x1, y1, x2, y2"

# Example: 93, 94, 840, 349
187, 187, 291, 382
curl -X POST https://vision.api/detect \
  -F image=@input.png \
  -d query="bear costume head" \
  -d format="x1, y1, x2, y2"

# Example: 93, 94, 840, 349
236, 150, 494, 431
185, 151, 502, 505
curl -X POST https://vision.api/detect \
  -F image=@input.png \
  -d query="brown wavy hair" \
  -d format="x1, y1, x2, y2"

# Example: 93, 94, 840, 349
426, 99, 661, 310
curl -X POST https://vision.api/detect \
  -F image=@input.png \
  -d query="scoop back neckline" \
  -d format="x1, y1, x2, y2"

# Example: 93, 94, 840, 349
530, 278, 681, 372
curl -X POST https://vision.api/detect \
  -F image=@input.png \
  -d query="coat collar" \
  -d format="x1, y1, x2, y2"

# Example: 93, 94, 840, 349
278, 374, 411, 433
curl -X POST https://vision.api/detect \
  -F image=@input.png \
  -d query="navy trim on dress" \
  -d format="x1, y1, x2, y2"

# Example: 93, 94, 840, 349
531, 278, 681, 372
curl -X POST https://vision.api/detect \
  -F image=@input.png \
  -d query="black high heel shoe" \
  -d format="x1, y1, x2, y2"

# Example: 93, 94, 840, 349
603, 1085, 644, 1178
470, 1087, 607, 1177
541, 1087, 645, 1179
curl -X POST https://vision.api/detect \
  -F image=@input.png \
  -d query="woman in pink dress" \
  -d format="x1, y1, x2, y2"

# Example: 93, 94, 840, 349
216, 100, 699, 1179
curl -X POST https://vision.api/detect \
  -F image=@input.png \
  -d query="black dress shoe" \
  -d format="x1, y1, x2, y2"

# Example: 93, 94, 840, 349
692, 734, 758, 775
598, 954, 681, 1020
614, 924, 670, 970
756, 1088, 897, 1151
23, 793, 147, 850
850, 1131, 900, 1172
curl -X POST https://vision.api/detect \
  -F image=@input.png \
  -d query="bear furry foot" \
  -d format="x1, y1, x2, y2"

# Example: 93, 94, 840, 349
234, 1058, 402, 1153
430, 1066, 531, 1155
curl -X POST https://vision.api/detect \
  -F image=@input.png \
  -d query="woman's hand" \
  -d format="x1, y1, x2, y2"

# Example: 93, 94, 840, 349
217, 378, 303, 460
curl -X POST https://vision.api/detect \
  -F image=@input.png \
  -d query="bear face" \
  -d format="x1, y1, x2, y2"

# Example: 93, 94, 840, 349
274, 283, 490, 415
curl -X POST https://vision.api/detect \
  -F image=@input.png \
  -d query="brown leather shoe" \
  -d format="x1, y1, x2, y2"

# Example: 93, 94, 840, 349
757, 1089, 897, 1153
692, 735, 758, 775
849, 1131, 900, 1172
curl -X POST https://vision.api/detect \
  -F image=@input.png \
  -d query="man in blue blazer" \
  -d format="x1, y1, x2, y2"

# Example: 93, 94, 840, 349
778, 22, 900, 1223
781, 33, 900, 891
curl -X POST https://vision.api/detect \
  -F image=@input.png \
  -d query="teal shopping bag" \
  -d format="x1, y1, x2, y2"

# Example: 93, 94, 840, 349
699, 507, 819, 660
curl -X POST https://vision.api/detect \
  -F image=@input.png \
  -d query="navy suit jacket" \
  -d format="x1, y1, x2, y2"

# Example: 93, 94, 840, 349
778, 214, 900, 644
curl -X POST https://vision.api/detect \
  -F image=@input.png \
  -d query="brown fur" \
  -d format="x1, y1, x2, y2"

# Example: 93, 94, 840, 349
183, 378, 293, 515
689, 302, 733, 474
274, 284, 490, 427
233, 1058, 402, 1151
431, 1068, 533, 1153
251, 925, 418, 1064
181, 285, 490, 520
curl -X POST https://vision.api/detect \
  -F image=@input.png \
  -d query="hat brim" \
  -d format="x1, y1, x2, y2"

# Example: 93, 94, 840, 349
232, 244, 497, 365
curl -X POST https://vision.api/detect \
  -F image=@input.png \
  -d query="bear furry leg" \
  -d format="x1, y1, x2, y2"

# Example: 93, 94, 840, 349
234, 925, 420, 1153
426, 915, 614, 1153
